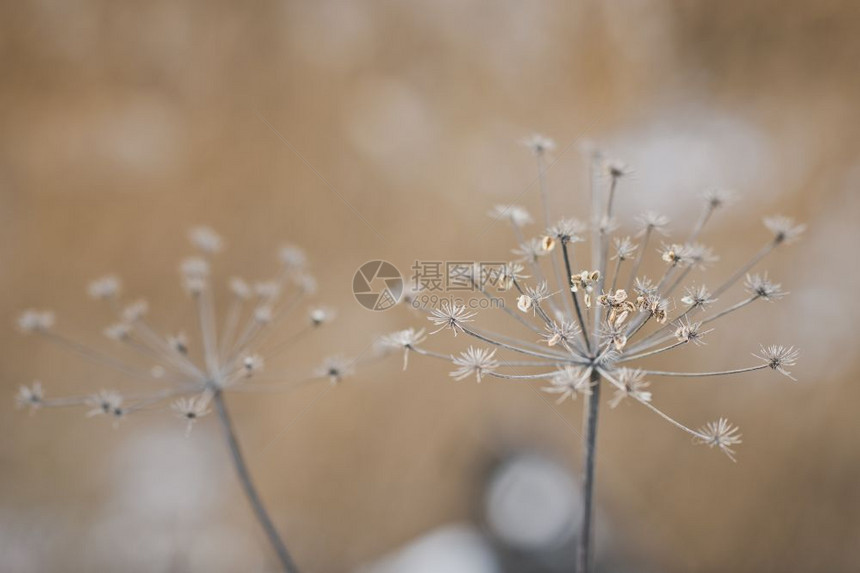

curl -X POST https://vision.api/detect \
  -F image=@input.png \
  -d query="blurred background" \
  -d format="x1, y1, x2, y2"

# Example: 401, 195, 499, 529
1, 0, 859, 571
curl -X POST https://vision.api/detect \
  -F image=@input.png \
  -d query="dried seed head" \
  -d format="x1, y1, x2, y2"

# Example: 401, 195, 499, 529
635, 211, 670, 237
492, 262, 528, 291
633, 277, 657, 296
744, 273, 787, 301
612, 237, 638, 261
88, 275, 122, 300
685, 243, 719, 270
489, 205, 533, 228
702, 188, 736, 210
309, 306, 336, 327
279, 245, 308, 271
189, 226, 224, 254
377, 328, 427, 369
428, 302, 476, 336
541, 320, 581, 348
695, 418, 742, 462
517, 294, 532, 313
121, 300, 149, 323
229, 277, 253, 300
168, 332, 189, 355
316, 355, 355, 385
753, 345, 799, 380
450, 347, 499, 383
675, 320, 710, 346
542, 366, 591, 403
180, 257, 210, 280
512, 238, 549, 262
681, 285, 716, 309
763, 215, 806, 245
522, 134, 556, 156
570, 271, 600, 306
601, 323, 629, 351
608, 369, 651, 408
243, 354, 264, 376
16, 382, 43, 412
17, 310, 55, 333
85, 390, 124, 418
603, 159, 631, 180
548, 218, 587, 243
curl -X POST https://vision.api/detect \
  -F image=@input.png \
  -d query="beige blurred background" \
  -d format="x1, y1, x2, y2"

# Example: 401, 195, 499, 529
2, 1, 859, 571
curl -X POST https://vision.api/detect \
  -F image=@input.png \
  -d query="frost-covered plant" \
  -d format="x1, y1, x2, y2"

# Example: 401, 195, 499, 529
379, 137, 803, 573
15, 227, 354, 573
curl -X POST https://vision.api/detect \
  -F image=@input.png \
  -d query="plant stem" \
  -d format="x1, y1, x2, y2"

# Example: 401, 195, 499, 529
213, 390, 300, 573
577, 369, 601, 573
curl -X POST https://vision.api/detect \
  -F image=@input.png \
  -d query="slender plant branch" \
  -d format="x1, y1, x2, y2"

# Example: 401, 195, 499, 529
577, 368, 601, 573
561, 241, 592, 352
213, 390, 299, 573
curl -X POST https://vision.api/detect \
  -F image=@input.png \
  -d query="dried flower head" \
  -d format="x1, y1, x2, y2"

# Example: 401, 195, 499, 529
387, 137, 803, 471
744, 273, 787, 301
681, 285, 716, 309
15, 228, 350, 432
763, 215, 806, 245
695, 418, 743, 462
189, 226, 224, 254
309, 306, 336, 327
753, 345, 799, 381
489, 205, 534, 228
513, 238, 551, 262
570, 270, 600, 307
17, 310, 55, 333
549, 218, 587, 243
674, 319, 711, 346
88, 275, 122, 300
608, 369, 651, 408
635, 211, 671, 237
450, 347, 499, 383
702, 188, 737, 210
315, 355, 355, 385
171, 394, 212, 436
428, 302, 476, 336
377, 328, 427, 370
612, 237, 637, 261
522, 134, 556, 156
541, 320, 581, 348
16, 382, 44, 413
603, 159, 631, 180
542, 366, 591, 403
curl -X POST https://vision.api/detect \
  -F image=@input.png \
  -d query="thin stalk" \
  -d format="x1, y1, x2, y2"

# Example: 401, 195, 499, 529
712, 241, 775, 298
461, 326, 583, 362
640, 364, 767, 377
577, 368, 601, 573
535, 152, 574, 318
609, 256, 622, 293
620, 340, 687, 362
561, 242, 591, 352
213, 391, 299, 573
625, 227, 651, 293
688, 204, 714, 243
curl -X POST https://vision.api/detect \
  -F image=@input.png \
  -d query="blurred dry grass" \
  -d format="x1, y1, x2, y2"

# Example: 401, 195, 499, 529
1, 1, 859, 572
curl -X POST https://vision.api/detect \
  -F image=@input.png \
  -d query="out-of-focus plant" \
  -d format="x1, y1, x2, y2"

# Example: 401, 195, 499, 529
15, 227, 354, 573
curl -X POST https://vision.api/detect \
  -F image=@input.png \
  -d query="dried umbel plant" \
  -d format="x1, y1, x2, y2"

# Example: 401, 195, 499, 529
15, 227, 354, 573
380, 137, 803, 573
